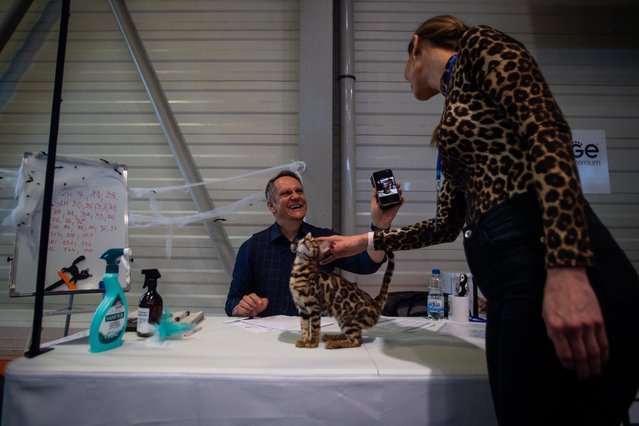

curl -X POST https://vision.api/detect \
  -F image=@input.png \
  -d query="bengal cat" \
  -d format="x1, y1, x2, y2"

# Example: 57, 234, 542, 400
289, 232, 395, 349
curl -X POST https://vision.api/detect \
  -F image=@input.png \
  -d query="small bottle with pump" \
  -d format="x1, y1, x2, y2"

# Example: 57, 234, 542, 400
427, 268, 444, 320
137, 269, 163, 337
89, 248, 131, 353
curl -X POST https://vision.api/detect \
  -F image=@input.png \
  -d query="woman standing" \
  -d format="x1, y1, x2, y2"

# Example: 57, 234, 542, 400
320, 15, 639, 425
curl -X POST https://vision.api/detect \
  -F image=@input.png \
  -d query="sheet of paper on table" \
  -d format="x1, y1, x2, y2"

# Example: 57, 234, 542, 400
224, 315, 485, 350
226, 315, 335, 333
374, 316, 438, 333
437, 321, 486, 350
226, 315, 439, 334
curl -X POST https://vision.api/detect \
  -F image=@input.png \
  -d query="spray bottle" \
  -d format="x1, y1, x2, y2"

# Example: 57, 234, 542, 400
89, 248, 131, 353
137, 268, 163, 337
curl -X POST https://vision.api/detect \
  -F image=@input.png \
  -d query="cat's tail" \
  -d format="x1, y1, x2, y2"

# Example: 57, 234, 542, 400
374, 251, 395, 307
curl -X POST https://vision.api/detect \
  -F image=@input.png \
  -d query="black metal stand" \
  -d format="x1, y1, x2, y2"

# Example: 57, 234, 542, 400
25, 0, 71, 358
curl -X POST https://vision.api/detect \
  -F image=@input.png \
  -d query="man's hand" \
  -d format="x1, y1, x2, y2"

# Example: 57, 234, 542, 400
232, 293, 269, 317
542, 267, 609, 380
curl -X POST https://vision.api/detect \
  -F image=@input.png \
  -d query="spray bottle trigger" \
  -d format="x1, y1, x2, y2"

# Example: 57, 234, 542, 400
120, 248, 132, 273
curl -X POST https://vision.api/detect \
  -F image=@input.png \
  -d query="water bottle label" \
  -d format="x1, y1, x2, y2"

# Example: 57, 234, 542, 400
427, 298, 444, 320
427, 300, 444, 311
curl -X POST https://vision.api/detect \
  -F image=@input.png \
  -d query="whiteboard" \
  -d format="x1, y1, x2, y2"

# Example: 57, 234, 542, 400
8, 153, 129, 296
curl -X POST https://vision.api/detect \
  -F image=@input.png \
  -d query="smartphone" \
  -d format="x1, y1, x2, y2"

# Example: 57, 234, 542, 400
370, 169, 401, 209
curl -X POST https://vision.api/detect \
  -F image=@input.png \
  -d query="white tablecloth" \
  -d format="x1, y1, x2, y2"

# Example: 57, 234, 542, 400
2, 316, 496, 425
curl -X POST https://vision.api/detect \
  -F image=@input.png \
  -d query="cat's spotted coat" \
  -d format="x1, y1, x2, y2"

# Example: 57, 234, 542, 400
289, 232, 394, 349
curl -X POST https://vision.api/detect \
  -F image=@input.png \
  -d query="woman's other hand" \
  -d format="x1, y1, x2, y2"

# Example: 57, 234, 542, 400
542, 267, 609, 380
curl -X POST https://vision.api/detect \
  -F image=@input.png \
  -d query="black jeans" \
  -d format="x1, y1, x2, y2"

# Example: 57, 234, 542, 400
463, 191, 639, 426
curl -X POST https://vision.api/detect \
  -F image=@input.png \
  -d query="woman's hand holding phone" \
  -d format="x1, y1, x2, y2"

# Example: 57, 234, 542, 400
371, 169, 402, 209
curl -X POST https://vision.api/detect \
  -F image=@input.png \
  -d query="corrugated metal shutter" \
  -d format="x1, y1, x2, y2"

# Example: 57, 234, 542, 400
0, 0, 300, 314
1, 0, 638, 317
351, 1, 639, 294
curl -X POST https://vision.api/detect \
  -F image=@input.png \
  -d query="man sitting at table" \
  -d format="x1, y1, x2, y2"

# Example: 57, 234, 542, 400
225, 170, 401, 317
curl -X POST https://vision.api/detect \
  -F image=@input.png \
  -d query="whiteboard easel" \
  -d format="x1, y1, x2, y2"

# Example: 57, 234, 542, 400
8, 152, 129, 297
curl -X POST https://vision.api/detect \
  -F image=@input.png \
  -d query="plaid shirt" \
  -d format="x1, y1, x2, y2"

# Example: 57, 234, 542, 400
225, 222, 383, 316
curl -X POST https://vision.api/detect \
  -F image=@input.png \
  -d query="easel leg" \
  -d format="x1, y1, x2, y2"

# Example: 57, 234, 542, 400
64, 293, 74, 337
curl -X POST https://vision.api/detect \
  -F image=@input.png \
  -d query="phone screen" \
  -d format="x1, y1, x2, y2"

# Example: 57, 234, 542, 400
371, 169, 401, 208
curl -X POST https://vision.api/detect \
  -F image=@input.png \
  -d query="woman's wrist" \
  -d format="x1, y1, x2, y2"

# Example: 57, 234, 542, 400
370, 223, 390, 231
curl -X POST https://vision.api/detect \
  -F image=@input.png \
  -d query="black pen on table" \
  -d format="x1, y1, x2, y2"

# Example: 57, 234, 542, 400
223, 316, 252, 324
173, 311, 190, 322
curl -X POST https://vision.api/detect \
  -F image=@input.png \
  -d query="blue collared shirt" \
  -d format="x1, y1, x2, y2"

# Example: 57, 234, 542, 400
225, 222, 384, 317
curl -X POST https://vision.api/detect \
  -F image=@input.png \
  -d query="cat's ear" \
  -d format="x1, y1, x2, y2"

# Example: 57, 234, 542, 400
306, 232, 312, 238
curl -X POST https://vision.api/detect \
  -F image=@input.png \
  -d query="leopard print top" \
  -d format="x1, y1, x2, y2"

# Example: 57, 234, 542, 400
375, 25, 593, 268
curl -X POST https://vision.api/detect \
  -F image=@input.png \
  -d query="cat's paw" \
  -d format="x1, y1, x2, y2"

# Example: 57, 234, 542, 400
322, 333, 346, 342
325, 340, 343, 349
325, 339, 361, 349
296, 338, 319, 348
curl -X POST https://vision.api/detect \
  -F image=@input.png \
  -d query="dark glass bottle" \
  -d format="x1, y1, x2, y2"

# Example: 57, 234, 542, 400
136, 269, 163, 337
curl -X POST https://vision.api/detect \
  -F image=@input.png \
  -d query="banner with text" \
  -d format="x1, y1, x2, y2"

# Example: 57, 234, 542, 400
573, 130, 611, 194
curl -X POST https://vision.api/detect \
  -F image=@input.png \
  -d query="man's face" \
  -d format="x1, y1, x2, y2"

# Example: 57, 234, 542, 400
267, 176, 307, 222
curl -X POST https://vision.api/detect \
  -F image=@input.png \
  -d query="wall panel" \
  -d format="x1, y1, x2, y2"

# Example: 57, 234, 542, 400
0, 0, 300, 320
0, 0, 638, 324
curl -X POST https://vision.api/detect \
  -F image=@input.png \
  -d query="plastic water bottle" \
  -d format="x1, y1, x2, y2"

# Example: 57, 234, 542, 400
427, 268, 444, 320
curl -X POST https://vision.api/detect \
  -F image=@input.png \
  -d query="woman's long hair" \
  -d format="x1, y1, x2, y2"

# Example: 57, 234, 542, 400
410, 15, 469, 145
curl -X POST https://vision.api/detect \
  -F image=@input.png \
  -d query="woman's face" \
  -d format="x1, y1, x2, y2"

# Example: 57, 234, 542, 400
403, 38, 443, 101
